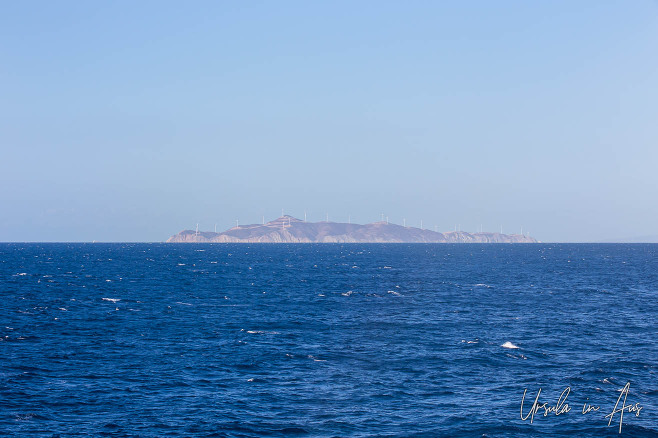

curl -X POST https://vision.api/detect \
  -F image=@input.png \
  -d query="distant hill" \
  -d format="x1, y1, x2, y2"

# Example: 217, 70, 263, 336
167, 216, 538, 243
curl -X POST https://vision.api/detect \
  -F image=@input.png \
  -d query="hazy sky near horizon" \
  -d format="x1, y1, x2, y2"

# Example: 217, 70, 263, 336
1, 1, 657, 242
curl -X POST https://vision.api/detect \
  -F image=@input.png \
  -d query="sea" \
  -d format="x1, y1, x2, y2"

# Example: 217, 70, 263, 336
1, 243, 657, 437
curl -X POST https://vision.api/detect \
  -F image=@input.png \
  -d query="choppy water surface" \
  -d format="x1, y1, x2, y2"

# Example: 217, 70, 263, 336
1, 243, 657, 437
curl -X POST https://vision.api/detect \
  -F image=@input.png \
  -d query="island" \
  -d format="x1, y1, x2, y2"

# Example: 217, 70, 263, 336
166, 216, 538, 243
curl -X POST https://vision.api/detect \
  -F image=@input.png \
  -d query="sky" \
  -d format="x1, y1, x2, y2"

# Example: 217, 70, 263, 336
1, 1, 657, 242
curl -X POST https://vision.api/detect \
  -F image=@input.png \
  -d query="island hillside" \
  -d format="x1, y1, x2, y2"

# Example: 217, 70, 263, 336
166, 216, 538, 243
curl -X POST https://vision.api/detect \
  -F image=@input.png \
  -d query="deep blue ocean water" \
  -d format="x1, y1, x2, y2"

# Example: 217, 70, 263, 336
1, 243, 657, 437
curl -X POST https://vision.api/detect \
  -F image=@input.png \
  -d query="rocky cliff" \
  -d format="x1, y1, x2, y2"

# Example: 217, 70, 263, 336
167, 216, 538, 243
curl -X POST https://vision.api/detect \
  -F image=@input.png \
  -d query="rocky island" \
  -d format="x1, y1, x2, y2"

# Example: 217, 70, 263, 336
167, 216, 538, 243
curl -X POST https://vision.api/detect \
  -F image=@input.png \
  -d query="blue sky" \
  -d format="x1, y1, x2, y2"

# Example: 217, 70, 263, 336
1, 1, 657, 242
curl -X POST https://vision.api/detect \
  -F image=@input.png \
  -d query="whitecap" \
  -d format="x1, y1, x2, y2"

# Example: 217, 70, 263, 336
501, 341, 519, 349
461, 339, 479, 344
387, 290, 401, 296
102, 298, 120, 303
